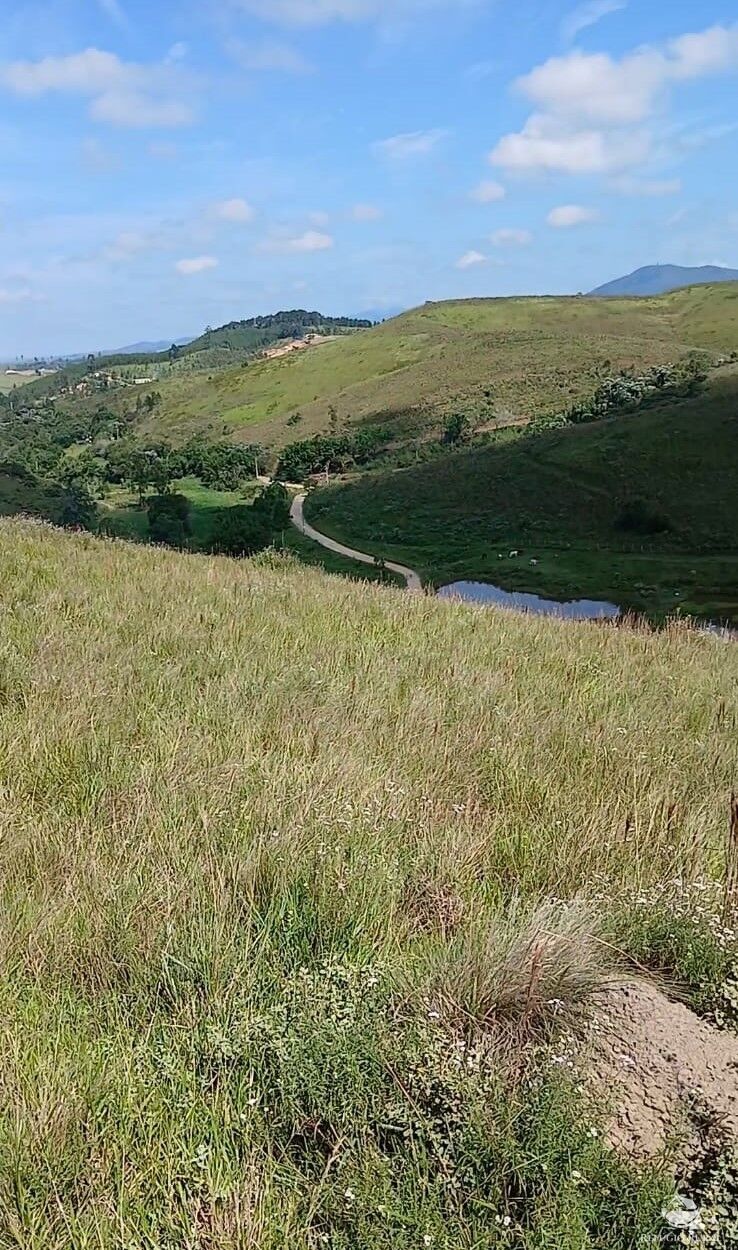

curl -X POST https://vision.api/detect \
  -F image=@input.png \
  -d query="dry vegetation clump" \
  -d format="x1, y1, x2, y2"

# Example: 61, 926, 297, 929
0, 519, 736, 1246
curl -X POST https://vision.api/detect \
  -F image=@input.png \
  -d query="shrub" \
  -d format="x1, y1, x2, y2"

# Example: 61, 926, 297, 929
615, 497, 672, 535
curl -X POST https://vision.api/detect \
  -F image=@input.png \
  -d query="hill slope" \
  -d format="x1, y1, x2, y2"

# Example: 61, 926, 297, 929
103, 283, 738, 452
591, 264, 738, 297
0, 518, 735, 1242
306, 366, 738, 623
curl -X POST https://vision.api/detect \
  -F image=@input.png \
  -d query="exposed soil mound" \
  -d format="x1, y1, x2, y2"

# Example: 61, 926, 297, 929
588, 980, 738, 1166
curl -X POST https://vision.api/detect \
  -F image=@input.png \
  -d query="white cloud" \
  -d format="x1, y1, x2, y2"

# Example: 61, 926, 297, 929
227, 38, 313, 73
352, 202, 383, 221
455, 249, 487, 269
232, 0, 480, 27
470, 179, 505, 203
491, 228, 531, 246
0, 47, 194, 129
104, 230, 150, 260
610, 175, 682, 196
166, 43, 188, 63
91, 91, 193, 128
547, 204, 598, 227
214, 198, 256, 223
492, 115, 647, 173
561, 1, 626, 45
372, 128, 448, 159
97, 0, 128, 28
490, 22, 738, 176
262, 230, 334, 253
0, 288, 45, 304
176, 255, 219, 274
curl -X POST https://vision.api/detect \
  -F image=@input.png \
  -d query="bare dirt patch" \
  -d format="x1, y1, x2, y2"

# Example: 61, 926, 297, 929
588, 979, 738, 1166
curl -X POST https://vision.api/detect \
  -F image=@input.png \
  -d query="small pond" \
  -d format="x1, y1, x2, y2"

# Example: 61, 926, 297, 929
437, 581, 621, 621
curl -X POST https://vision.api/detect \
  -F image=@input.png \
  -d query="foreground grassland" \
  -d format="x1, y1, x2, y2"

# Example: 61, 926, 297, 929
0, 520, 736, 1246
307, 367, 738, 623
81, 284, 738, 451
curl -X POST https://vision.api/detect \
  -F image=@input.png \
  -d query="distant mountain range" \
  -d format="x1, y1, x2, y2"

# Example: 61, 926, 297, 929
590, 264, 738, 298
102, 337, 194, 357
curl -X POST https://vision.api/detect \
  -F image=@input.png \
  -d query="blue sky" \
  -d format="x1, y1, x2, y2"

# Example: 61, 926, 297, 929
1, 0, 737, 355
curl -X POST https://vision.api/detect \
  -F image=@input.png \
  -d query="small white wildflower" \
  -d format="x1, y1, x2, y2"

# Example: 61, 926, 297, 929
503, 1215, 512, 1227
428, 1009, 441, 1021
344, 1188, 355, 1202
589, 1127, 599, 1138
424, 1237, 433, 1247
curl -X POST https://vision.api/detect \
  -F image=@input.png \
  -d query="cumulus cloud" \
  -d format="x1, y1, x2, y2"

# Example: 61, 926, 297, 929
470, 179, 505, 203
560, 0, 626, 45
214, 198, 256, 223
372, 128, 448, 159
491, 115, 649, 173
262, 230, 334, 253
455, 250, 487, 268
490, 22, 738, 175
0, 47, 194, 129
176, 255, 219, 274
491, 228, 531, 246
547, 204, 598, 227
352, 203, 383, 221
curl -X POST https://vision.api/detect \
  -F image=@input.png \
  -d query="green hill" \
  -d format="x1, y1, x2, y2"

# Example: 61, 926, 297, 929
181, 309, 372, 356
305, 365, 738, 624
111, 284, 738, 451
0, 517, 736, 1244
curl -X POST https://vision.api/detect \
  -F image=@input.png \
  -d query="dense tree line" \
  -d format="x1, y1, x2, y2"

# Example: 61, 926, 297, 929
275, 428, 389, 482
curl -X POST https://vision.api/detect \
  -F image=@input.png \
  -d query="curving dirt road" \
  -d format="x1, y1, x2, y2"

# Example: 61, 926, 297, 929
290, 493, 422, 592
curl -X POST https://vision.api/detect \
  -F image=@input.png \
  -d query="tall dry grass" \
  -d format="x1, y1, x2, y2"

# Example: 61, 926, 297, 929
0, 519, 734, 1245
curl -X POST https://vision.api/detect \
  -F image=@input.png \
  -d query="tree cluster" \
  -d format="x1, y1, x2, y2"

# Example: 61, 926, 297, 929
275, 428, 388, 482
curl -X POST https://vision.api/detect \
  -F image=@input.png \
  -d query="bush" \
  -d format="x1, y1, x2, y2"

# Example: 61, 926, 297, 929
615, 497, 672, 535
147, 493, 191, 548
441, 413, 471, 446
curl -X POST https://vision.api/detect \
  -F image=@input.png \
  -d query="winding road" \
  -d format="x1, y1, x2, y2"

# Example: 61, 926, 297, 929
289, 493, 422, 592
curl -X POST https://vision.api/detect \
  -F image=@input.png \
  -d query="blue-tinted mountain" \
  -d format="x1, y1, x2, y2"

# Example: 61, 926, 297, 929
590, 264, 738, 297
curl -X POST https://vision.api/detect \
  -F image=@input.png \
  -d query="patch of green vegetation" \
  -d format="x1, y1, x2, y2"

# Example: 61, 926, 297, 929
307, 368, 738, 623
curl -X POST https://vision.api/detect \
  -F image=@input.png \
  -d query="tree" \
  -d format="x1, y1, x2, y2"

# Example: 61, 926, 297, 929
168, 343, 180, 363
252, 481, 290, 530
148, 493, 191, 548
208, 506, 271, 557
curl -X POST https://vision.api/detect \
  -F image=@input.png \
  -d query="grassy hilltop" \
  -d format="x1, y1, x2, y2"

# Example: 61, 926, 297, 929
0, 518, 737, 1245
307, 364, 738, 623
56, 283, 738, 452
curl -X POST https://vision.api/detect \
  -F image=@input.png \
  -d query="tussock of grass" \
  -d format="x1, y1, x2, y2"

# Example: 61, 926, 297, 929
0, 519, 735, 1244
425, 900, 614, 1039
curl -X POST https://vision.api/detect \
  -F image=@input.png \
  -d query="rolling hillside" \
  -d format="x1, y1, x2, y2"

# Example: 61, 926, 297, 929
306, 365, 738, 623
112, 284, 738, 451
0, 517, 735, 1243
